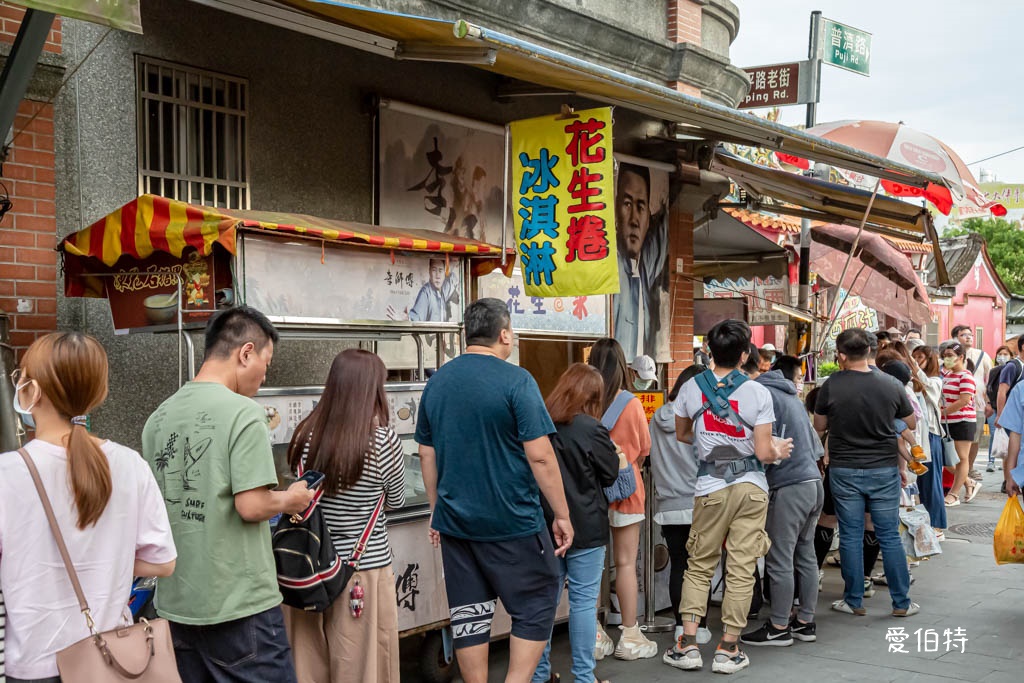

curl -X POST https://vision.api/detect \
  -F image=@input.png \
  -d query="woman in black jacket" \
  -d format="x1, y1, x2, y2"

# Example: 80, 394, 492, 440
533, 363, 620, 683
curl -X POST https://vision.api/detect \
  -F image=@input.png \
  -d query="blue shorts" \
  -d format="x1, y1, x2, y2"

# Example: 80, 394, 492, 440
440, 532, 560, 648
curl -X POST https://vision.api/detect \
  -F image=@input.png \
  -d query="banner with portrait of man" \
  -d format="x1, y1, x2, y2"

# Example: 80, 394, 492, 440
612, 156, 672, 363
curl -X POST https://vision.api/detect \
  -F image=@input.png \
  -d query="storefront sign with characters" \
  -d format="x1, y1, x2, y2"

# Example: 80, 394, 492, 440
633, 391, 665, 423
827, 290, 879, 341
477, 267, 608, 337
703, 276, 788, 325
509, 107, 619, 298
241, 234, 464, 326
104, 249, 225, 333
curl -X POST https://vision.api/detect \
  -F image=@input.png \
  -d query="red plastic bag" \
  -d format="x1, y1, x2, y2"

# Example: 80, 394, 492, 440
994, 497, 1024, 565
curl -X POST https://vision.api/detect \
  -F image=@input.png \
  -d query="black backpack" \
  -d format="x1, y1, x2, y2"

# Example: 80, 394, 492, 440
273, 483, 385, 612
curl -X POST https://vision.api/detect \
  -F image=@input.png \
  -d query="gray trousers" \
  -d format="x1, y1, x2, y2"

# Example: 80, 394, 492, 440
765, 479, 825, 625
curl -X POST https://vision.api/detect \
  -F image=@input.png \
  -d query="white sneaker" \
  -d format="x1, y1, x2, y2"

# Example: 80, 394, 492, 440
711, 645, 750, 674
594, 624, 614, 660
614, 623, 659, 660
663, 640, 703, 671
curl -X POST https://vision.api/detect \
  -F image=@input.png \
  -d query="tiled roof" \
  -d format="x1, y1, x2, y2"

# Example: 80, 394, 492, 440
723, 208, 801, 234
724, 207, 931, 254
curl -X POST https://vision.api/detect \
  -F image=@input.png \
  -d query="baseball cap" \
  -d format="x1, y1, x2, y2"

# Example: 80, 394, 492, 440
629, 355, 657, 382
905, 338, 925, 352
761, 343, 777, 353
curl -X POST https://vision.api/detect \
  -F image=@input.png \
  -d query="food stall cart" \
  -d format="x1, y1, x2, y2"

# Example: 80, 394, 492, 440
59, 194, 587, 682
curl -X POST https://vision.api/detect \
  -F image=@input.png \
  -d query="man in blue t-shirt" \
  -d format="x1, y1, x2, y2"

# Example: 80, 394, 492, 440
416, 297, 573, 682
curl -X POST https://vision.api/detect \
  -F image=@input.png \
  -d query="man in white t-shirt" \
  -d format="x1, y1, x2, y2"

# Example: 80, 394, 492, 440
662, 319, 792, 676
952, 325, 991, 479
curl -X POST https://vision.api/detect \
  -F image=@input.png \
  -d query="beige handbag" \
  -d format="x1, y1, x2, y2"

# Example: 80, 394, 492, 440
18, 448, 182, 683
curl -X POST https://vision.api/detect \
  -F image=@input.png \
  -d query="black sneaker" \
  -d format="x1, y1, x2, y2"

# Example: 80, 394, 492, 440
789, 618, 817, 642
740, 621, 793, 647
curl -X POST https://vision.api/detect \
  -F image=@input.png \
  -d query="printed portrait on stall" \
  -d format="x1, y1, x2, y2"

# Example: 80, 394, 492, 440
612, 160, 671, 363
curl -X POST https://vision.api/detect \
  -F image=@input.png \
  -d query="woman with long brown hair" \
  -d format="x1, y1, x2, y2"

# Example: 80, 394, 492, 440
587, 338, 656, 660
0, 332, 176, 683
531, 363, 619, 683
283, 349, 405, 683
911, 343, 947, 534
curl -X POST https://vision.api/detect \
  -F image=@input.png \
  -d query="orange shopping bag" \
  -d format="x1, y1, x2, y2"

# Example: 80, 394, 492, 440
994, 496, 1024, 565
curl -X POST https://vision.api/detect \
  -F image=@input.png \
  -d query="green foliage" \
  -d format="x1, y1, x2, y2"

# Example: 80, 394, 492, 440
817, 361, 840, 378
945, 218, 1024, 294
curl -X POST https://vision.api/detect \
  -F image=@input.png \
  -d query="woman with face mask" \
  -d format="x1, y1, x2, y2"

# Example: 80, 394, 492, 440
1, 332, 177, 683
939, 342, 980, 506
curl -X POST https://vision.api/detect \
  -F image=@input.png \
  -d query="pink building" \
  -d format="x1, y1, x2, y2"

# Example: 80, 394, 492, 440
924, 234, 1010, 356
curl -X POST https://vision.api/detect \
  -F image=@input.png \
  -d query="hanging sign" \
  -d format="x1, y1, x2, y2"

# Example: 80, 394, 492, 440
509, 107, 619, 297
11, 1, 143, 33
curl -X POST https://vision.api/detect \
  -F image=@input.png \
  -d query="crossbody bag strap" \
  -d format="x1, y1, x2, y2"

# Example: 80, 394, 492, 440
348, 493, 386, 567
348, 419, 387, 567
18, 448, 93, 623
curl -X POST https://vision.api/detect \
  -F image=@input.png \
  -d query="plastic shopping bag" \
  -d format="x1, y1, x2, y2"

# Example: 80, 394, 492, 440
899, 504, 942, 560
991, 428, 1009, 460
994, 497, 1024, 565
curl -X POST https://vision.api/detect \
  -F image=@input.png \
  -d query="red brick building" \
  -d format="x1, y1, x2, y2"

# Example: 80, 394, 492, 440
0, 2, 62, 356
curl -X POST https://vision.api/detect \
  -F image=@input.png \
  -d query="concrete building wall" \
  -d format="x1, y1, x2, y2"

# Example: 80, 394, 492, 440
54, 0, 662, 447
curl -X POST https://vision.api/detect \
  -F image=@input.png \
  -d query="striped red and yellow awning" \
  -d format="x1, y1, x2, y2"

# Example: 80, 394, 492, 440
60, 195, 513, 297
61, 194, 508, 267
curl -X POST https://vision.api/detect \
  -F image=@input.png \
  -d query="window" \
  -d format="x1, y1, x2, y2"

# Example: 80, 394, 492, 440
975, 326, 984, 351
925, 322, 939, 348
136, 57, 249, 209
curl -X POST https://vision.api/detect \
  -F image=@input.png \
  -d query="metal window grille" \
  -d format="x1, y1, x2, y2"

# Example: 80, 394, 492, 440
926, 322, 939, 347
136, 57, 249, 209
975, 326, 984, 351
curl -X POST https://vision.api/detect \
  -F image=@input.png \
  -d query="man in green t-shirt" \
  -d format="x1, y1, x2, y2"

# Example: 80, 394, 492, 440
142, 306, 313, 682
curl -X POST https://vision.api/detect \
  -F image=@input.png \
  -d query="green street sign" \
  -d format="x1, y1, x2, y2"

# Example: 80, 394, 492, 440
821, 17, 871, 76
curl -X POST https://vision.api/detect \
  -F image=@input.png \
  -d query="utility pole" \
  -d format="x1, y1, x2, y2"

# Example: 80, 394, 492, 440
796, 11, 823, 354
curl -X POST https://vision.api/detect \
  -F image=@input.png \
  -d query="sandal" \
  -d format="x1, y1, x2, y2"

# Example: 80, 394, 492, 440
944, 494, 960, 507
964, 481, 982, 503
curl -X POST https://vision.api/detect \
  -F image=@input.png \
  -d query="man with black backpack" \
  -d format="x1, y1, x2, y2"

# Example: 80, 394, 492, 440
664, 319, 793, 675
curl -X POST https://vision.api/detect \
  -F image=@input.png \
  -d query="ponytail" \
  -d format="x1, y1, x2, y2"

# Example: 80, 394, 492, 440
21, 332, 112, 529
67, 422, 112, 529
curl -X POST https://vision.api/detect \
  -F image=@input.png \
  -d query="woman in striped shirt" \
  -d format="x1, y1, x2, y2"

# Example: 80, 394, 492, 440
284, 349, 406, 683
940, 342, 980, 507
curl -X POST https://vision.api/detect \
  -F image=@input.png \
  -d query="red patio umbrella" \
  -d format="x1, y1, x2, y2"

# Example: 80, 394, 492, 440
810, 223, 932, 325
777, 120, 1007, 218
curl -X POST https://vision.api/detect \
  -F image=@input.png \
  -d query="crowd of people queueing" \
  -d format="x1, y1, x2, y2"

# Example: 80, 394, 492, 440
2, 302, 1019, 683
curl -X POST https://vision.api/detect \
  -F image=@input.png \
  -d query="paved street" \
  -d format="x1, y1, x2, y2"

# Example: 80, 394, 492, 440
406, 464, 1024, 683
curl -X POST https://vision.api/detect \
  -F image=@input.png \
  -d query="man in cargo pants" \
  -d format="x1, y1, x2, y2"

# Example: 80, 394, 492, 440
665, 319, 792, 675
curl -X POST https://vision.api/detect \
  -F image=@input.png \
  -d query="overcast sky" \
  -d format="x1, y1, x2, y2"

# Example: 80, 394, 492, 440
730, 1, 1023, 183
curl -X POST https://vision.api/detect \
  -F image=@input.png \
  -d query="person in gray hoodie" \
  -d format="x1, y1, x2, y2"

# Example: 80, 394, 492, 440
741, 356, 825, 647
649, 365, 712, 645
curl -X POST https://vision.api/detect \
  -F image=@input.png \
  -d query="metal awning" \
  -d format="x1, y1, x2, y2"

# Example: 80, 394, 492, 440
711, 153, 949, 285
59, 194, 507, 297
694, 212, 788, 280
234, 0, 947, 190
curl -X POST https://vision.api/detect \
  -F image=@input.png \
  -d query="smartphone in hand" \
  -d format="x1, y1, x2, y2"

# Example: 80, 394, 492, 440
298, 470, 325, 490
292, 470, 326, 522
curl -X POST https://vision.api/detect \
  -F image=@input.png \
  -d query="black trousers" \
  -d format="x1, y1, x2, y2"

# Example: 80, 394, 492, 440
662, 523, 710, 627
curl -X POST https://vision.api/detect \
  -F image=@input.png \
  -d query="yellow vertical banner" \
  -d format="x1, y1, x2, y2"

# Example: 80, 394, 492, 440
510, 108, 619, 297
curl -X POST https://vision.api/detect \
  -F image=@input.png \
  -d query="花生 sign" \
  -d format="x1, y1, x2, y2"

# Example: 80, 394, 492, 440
822, 17, 871, 76
738, 62, 804, 109
509, 108, 619, 298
